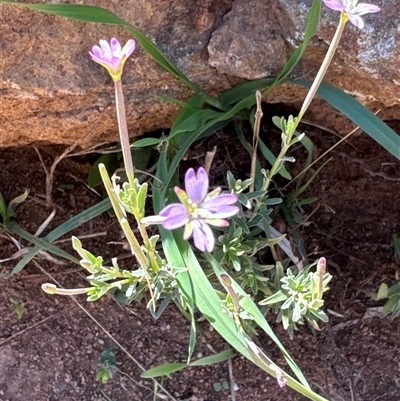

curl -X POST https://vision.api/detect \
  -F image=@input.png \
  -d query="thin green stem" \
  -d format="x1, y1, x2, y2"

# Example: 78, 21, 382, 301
113, 81, 160, 271
249, 142, 289, 219
250, 91, 263, 193
99, 164, 126, 222
137, 223, 160, 272
120, 218, 150, 270
114, 79, 135, 186
109, 279, 131, 288
251, 15, 347, 219
99, 164, 149, 270
98, 266, 125, 278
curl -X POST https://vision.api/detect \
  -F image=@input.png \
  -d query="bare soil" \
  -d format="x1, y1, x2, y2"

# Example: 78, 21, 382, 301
1, 106, 400, 401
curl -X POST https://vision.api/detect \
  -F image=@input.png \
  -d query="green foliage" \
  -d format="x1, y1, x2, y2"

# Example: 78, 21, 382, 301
0, 190, 28, 225
88, 154, 121, 188
141, 349, 236, 378
260, 265, 332, 338
1, 195, 112, 277
366, 281, 400, 319
9, 298, 24, 320
393, 234, 400, 264
96, 348, 118, 384
293, 80, 400, 160
213, 380, 229, 391
363, 235, 400, 319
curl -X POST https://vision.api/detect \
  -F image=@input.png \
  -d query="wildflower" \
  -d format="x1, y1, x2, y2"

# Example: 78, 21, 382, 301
143, 167, 239, 252
90, 38, 135, 81
322, 0, 380, 29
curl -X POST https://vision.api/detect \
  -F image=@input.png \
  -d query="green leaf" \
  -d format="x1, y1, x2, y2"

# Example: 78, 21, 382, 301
219, 77, 277, 107
189, 348, 236, 366
381, 296, 399, 317
387, 282, 400, 298
7, 190, 29, 218
0, 192, 8, 223
169, 93, 206, 130
298, 134, 314, 180
259, 291, 287, 306
294, 198, 317, 207
258, 139, 292, 180
292, 80, 400, 160
141, 362, 186, 378
131, 137, 161, 148
169, 109, 223, 140
285, 158, 332, 206
141, 349, 236, 378
9, 298, 24, 319
377, 283, 389, 300
88, 154, 120, 188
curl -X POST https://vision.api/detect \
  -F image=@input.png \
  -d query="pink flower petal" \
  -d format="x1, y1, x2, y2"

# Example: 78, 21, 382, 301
185, 167, 208, 204
202, 193, 238, 208
205, 218, 229, 228
159, 203, 189, 229
89, 38, 135, 80
352, 3, 380, 15
342, 0, 353, 10
122, 39, 136, 58
208, 206, 240, 219
348, 13, 365, 28
110, 37, 122, 58
99, 39, 112, 60
192, 220, 215, 252
322, 0, 345, 12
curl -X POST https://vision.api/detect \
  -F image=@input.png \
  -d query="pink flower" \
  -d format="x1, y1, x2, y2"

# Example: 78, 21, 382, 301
143, 167, 239, 252
90, 38, 135, 81
323, 0, 380, 29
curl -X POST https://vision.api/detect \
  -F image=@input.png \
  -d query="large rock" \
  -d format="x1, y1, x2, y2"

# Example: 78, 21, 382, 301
1, 0, 399, 148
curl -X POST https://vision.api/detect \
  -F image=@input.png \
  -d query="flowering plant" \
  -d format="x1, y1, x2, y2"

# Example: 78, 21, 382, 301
323, 0, 380, 29
89, 37, 135, 81
40, 27, 340, 399
143, 167, 239, 252
23, 0, 388, 399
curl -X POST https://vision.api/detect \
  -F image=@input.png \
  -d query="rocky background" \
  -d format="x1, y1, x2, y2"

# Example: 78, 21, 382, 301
1, 0, 399, 148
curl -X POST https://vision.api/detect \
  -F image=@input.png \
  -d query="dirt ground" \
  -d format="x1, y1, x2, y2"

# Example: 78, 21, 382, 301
1, 105, 400, 401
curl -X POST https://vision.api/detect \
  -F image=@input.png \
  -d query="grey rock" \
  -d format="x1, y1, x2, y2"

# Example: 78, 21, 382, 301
0, 0, 398, 148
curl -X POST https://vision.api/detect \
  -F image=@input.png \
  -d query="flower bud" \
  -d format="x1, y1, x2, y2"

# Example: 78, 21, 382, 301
317, 257, 327, 275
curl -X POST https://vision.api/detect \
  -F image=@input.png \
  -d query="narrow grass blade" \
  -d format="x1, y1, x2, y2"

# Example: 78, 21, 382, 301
169, 109, 223, 140
285, 158, 331, 206
4, 198, 111, 276
7, 222, 79, 263
293, 80, 400, 160
141, 349, 236, 378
